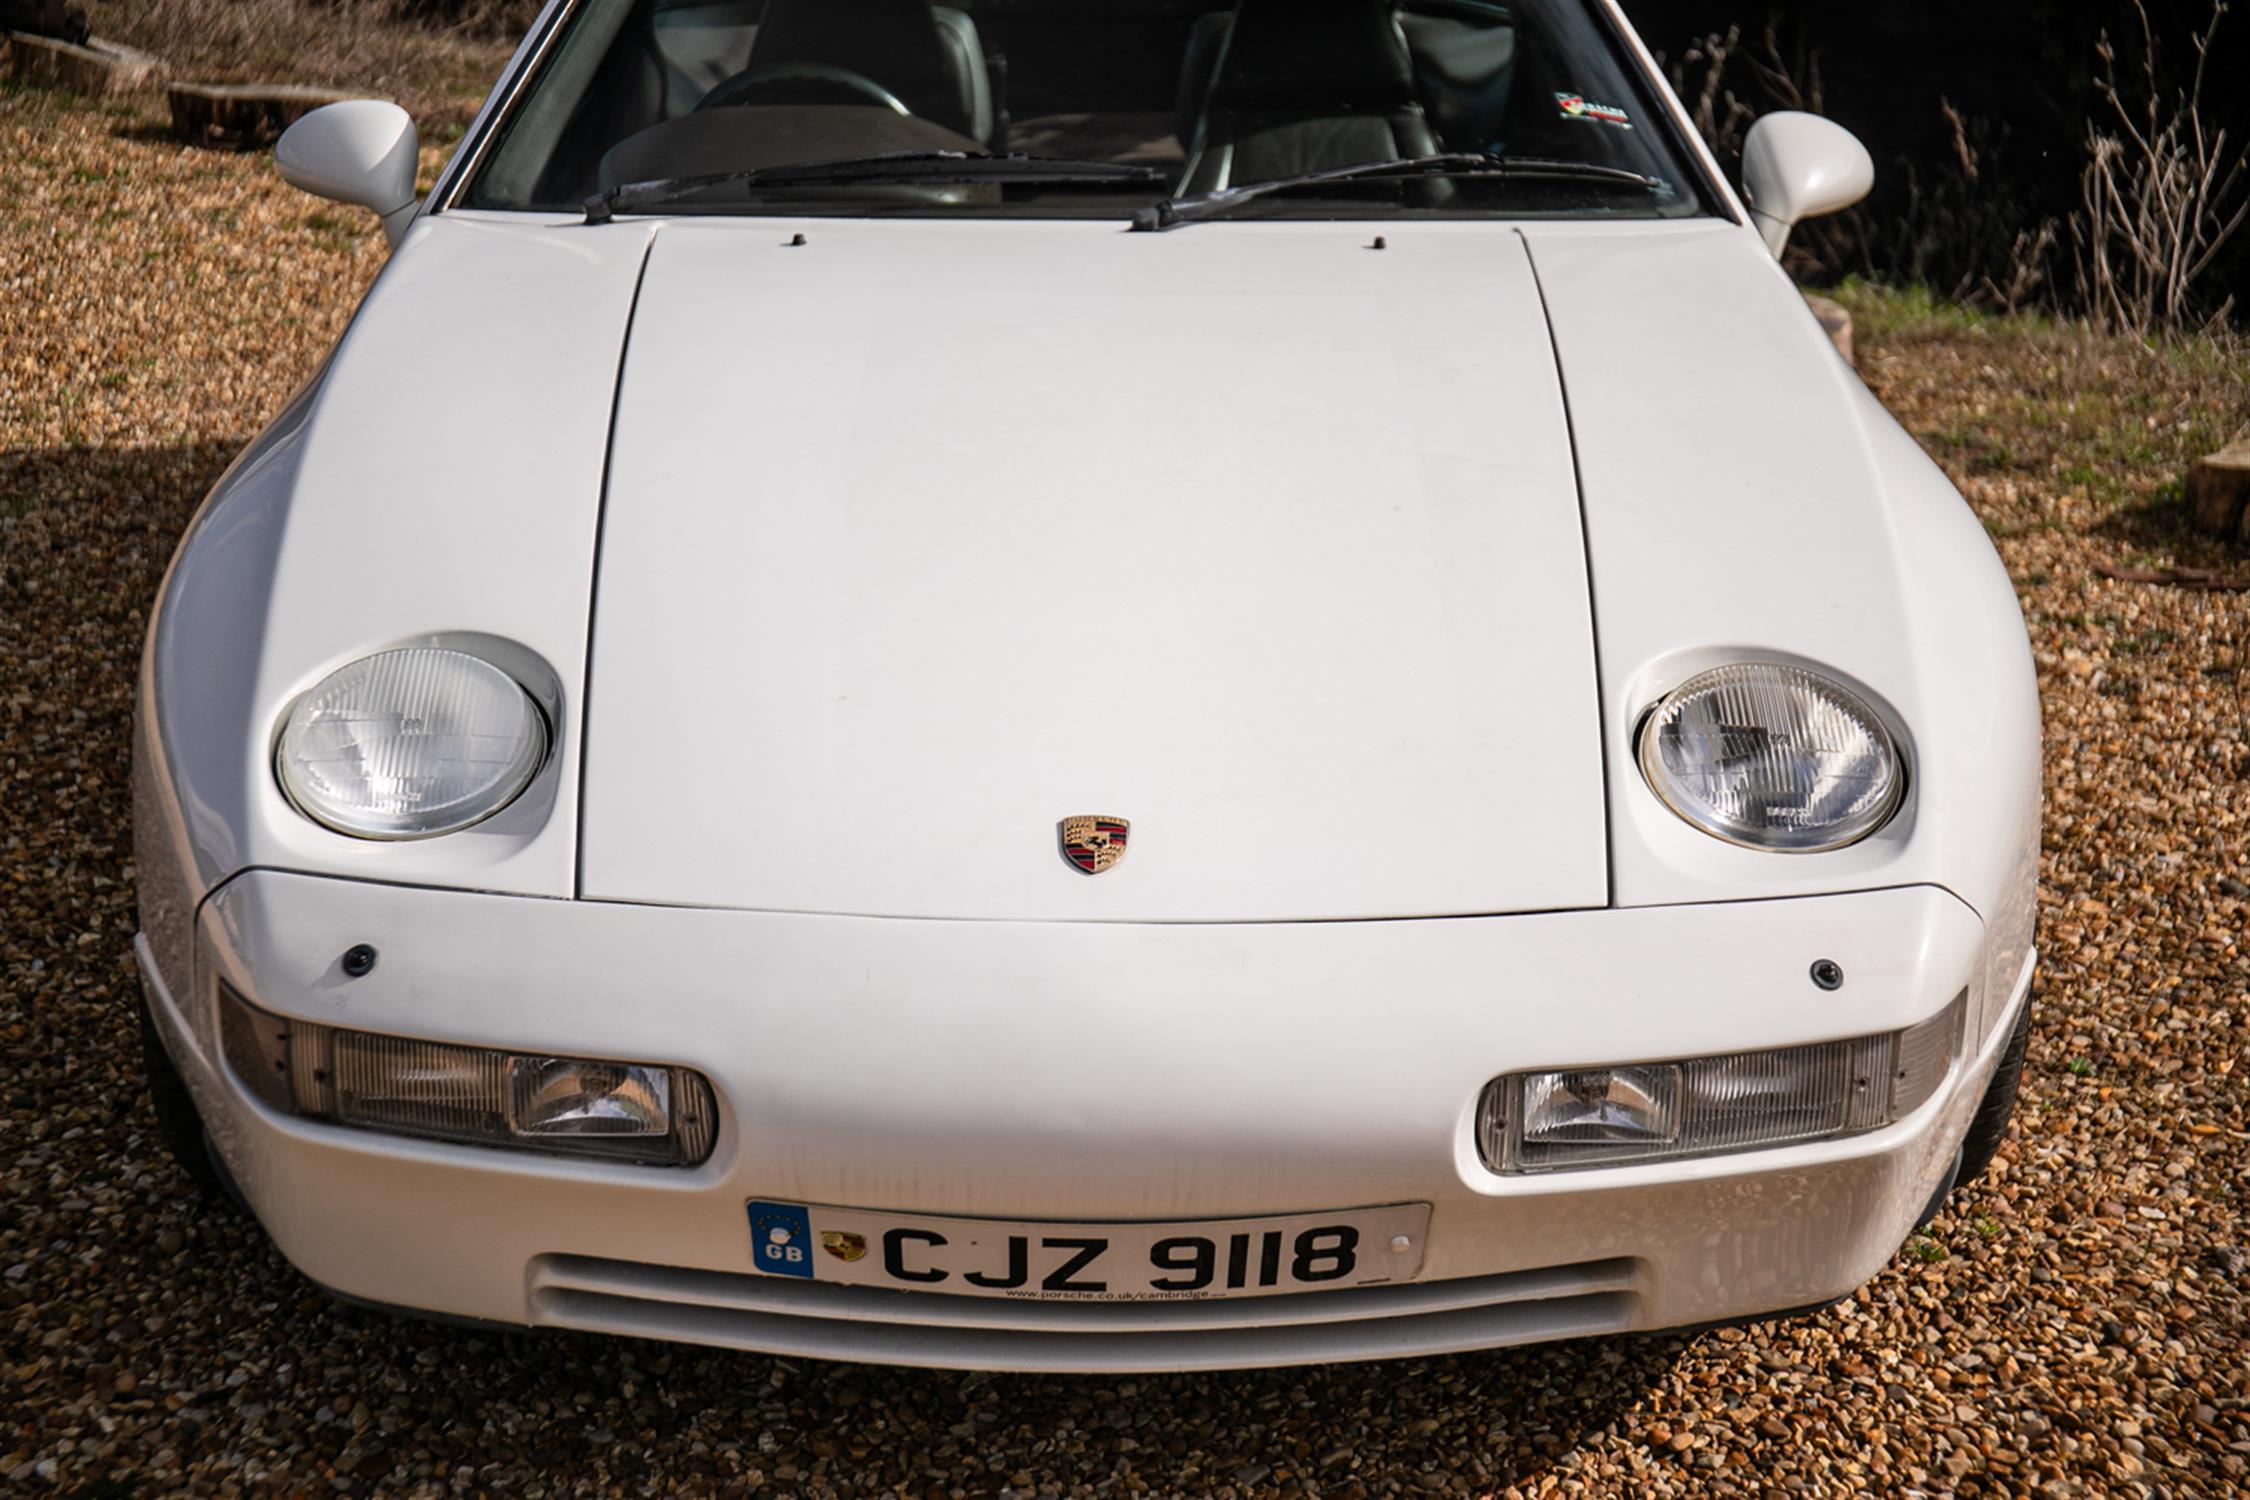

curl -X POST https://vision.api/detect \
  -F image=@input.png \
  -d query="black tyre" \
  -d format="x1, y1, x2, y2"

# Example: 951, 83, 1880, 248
1954, 998, 2033, 1190
139, 1002, 238, 1209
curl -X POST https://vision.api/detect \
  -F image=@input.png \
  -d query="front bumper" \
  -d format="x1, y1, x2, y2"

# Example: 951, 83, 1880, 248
145, 872, 2027, 1372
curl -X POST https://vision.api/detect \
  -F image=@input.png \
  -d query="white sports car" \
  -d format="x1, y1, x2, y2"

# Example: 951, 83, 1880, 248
133, 0, 2042, 1371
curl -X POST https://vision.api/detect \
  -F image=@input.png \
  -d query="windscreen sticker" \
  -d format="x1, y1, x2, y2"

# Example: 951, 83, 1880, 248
1556, 92, 1634, 129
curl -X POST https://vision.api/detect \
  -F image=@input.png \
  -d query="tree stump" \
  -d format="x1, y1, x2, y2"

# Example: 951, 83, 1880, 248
4, 31, 165, 95
167, 83, 356, 148
2187, 441, 2250, 543
1803, 294, 1855, 366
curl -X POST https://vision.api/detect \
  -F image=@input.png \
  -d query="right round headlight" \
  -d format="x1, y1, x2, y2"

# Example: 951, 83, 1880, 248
1637, 662, 1904, 852
276, 647, 548, 839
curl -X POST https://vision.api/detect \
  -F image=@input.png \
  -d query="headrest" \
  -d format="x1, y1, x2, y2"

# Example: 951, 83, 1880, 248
1207, 0, 1418, 114
749, 0, 962, 125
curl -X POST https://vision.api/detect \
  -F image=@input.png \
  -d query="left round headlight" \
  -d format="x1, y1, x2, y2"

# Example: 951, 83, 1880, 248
1637, 662, 1904, 852
277, 647, 548, 839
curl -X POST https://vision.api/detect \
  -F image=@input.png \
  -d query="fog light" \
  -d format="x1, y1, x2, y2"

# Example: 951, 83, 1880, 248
1480, 993, 1964, 1173
219, 984, 717, 1166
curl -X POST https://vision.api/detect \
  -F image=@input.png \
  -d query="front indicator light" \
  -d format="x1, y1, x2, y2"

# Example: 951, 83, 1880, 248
1479, 993, 1964, 1173
220, 985, 716, 1166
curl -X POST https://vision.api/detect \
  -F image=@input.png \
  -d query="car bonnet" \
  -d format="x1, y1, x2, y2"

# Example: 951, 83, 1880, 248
575, 219, 1609, 922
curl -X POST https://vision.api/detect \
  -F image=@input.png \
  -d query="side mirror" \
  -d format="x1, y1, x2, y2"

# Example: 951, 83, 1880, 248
1739, 111, 1873, 258
276, 100, 420, 250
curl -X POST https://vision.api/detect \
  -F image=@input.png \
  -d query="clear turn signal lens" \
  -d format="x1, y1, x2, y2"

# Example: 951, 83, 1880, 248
219, 984, 716, 1166
1519, 1066, 1682, 1153
508, 1058, 673, 1140
1480, 993, 1964, 1173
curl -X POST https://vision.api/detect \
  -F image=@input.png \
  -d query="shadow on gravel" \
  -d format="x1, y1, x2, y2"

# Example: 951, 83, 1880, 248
1, 440, 1692, 1494
107, 119, 196, 149
261, 1277, 1695, 1493
2095, 491, 2250, 567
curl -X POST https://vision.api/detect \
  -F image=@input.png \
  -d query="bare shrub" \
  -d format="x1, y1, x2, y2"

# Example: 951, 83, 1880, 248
1661, 14, 2067, 317
1657, 18, 1863, 280
1660, 18, 1823, 168
2073, 0, 2250, 336
1990, 221, 2062, 317
1864, 107, 2062, 313
1663, 25, 1756, 164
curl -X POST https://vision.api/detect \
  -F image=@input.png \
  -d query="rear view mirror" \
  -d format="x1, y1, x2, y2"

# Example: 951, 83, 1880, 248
1740, 112, 1874, 258
276, 100, 420, 250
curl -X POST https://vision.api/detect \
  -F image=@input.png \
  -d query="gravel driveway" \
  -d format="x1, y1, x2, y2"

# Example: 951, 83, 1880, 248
3, 88, 2247, 1497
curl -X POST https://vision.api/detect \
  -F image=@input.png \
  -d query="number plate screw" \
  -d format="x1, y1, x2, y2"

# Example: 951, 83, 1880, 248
1390, 1234, 1413, 1253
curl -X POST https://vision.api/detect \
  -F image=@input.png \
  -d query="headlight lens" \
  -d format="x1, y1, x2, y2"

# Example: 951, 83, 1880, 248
1638, 662, 1903, 852
219, 984, 717, 1167
1478, 993, 1964, 1173
276, 647, 547, 839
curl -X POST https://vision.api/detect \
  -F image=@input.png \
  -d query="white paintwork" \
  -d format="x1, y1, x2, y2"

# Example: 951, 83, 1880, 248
583, 222, 1604, 921
276, 100, 423, 248
1740, 111, 1877, 255
1520, 221, 2041, 1044
144, 868, 2024, 1368
135, 215, 656, 912
131, 2, 2042, 1371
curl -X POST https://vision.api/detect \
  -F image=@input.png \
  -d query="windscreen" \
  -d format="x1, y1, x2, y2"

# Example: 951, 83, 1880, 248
461, 0, 1711, 222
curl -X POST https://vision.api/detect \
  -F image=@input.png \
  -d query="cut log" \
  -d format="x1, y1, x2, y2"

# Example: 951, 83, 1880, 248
4, 31, 164, 95
167, 82, 356, 148
1804, 294, 1855, 366
2186, 440, 2250, 542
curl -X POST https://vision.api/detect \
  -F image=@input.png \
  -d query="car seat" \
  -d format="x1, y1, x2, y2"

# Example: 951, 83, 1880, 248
744, 0, 994, 145
1397, 2, 1518, 154
1178, 0, 1437, 194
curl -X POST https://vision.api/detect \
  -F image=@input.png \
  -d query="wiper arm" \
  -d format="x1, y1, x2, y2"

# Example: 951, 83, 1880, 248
1131, 153, 1668, 231
586, 151, 1165, 223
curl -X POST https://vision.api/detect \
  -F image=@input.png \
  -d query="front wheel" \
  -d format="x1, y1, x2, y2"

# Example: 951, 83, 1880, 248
1954, 998, 2034, 1190
139, 1002, 239, 1210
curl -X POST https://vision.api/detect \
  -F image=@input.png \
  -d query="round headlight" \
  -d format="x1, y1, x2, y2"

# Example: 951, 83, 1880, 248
277, 648, 548, 839
1637, 663, 1903, 852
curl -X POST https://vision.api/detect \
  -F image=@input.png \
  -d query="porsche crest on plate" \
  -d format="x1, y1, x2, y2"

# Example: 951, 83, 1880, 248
1060, 816, 1130, 874
821, 1230, 867, 1263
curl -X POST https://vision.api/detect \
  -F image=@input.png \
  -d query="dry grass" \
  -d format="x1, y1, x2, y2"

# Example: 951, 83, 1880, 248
83, 0, 533, 125
1835, 280, 2250, 534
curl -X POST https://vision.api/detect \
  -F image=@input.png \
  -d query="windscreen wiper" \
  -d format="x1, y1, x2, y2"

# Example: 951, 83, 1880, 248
1130, 153, 1669, 231
585, 151, 1166, 223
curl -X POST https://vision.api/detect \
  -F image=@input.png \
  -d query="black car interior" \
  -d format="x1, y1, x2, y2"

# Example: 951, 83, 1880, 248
1175, 0, 1440, 194
478, 0, 1683, 214
729, 0, 997, 143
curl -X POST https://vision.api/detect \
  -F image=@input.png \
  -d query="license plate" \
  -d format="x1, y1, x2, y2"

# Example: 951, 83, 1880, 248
746, 1200, 1431, 1301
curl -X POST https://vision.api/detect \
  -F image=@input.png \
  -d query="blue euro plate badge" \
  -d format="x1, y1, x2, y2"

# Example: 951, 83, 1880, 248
747, 1200, 815, 1279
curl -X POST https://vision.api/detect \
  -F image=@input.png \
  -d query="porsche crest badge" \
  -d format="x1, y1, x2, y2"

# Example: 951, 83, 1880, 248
1060, 816, 1130, 874
820, 1231, 868, 1263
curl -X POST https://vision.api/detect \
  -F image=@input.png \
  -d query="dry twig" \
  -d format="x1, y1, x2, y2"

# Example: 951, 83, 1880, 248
2074, 0, 2250, 335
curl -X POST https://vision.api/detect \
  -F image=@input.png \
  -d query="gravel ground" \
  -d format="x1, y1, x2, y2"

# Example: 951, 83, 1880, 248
4, 85, 2250, 1498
